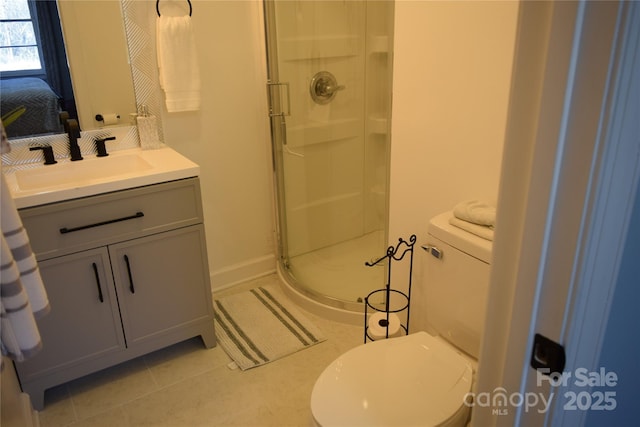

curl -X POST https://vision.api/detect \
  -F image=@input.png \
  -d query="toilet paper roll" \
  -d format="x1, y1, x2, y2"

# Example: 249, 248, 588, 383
368, 312, 402, 340
101, 113, 120, 126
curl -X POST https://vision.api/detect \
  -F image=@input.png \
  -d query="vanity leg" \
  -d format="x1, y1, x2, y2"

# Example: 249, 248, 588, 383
200, 328, 216, 349
23, 387, 45, 412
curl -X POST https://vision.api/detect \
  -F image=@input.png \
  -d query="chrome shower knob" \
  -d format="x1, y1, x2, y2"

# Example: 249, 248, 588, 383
310, 71, 345, 105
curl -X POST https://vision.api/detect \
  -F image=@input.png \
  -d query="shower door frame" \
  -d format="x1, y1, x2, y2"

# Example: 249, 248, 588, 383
263, 0, 291, 273
264, 0, 360, 311
263, 0, 392, 312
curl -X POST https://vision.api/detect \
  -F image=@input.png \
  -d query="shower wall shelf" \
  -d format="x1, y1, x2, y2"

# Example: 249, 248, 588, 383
279, 35, 360, 61
363, 234, 417, 343
287, 119, 360, 146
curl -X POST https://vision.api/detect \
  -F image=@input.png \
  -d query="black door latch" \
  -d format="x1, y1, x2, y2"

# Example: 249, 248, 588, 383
530, 333, 566, 376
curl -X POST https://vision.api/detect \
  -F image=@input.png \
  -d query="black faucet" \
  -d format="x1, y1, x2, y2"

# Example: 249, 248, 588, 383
63, 118, 83, 161
29, 146, 57, 165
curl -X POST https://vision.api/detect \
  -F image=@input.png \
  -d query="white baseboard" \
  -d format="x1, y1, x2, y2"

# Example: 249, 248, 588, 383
209, 254, 276, 292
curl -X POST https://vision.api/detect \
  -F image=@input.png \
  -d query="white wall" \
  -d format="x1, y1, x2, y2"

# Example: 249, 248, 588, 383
159, 0, 276, 289
389, 1, 519, 331
124, 0, 518, 297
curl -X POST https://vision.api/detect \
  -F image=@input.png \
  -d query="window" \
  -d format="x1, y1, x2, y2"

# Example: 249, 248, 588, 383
0, 0, 43, 72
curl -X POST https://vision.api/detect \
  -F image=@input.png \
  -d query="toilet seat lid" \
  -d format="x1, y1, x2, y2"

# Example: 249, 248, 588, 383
311, 332, 473, 426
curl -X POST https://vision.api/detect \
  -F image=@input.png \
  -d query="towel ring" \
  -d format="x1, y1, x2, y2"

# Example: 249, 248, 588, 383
156, 0, 192, 17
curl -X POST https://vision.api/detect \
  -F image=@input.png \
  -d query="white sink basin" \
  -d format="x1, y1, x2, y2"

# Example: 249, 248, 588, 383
3, 147, 200, 209
15, 154, 153, 191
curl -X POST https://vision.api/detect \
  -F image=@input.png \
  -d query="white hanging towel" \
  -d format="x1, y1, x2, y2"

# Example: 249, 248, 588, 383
156, 15, 201, 112
1, 173, 49, 362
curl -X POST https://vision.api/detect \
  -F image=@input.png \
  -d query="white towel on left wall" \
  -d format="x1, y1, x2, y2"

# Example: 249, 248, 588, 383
1, 173, 49, 362
157, 15, 201, 112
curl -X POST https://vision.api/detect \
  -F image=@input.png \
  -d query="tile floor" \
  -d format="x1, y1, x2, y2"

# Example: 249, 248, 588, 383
37, 274, 363, 427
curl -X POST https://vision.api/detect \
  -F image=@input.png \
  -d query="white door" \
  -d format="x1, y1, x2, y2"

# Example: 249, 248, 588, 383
472, 1, 640, 426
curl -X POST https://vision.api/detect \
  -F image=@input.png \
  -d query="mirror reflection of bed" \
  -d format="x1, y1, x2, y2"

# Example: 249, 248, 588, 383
0, 0, 77, 139
1, 77, 67, 138
1, 0, 137, 141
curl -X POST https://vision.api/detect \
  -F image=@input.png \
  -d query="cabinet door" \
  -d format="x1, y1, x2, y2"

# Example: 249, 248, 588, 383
109, 225, 213, 346
14, 248, 126, 381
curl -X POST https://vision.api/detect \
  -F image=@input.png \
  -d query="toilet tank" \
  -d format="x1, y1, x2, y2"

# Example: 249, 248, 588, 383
423, 211, 492, 359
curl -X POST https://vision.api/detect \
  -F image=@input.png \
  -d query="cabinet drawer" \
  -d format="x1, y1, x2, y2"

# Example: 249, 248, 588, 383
20, 178, 203, 259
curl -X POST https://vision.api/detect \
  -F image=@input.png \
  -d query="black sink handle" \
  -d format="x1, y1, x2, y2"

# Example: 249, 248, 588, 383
29, 145, 57, 165
95, 136, 116, 157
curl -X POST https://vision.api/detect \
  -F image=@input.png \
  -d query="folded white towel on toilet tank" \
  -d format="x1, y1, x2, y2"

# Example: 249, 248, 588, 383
449, 217, 494, 241
453, 200, 496, 227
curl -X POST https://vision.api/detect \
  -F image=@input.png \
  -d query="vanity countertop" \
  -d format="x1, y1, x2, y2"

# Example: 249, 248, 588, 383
3, 147, 199, 209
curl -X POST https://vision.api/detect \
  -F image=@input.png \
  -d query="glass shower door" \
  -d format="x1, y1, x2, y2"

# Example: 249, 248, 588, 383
265, 0, 393, 309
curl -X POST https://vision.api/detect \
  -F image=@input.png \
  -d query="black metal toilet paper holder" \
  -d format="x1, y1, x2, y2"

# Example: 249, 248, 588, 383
363, 234, 416, 343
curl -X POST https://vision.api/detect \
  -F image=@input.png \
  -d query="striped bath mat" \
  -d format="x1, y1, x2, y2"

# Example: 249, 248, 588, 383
213, 286, 326, 370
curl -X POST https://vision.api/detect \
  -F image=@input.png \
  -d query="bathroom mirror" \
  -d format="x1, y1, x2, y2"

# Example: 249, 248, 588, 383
2, 0, 136, 140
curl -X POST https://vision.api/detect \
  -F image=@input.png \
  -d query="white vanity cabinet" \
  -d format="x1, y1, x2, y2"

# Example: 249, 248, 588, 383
13, 177, 216, 410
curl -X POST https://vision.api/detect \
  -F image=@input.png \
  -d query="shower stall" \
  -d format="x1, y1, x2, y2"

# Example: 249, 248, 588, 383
264, 0, 394, 311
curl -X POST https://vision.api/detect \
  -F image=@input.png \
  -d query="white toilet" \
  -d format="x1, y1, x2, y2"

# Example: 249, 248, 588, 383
311, 211, 492, 426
